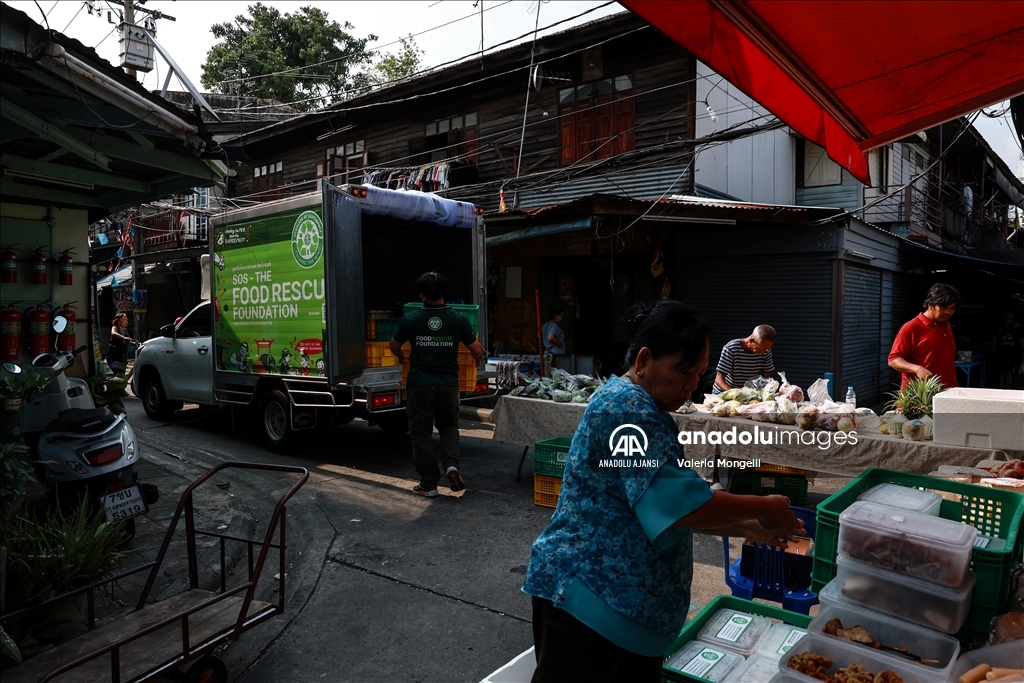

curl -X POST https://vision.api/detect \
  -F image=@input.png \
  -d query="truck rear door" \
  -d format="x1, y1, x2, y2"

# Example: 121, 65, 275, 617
322, 183, 366, 385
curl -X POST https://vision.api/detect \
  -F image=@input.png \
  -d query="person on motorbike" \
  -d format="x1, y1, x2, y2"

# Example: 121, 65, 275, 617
106, 312, 136, 375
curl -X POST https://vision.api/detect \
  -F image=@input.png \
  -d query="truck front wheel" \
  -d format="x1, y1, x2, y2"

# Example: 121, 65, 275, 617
142, 375, 180, 420
259, 389, 293, 452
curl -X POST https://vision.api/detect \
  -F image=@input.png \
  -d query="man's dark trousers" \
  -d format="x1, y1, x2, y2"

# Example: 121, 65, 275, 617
406, 385, 460, 489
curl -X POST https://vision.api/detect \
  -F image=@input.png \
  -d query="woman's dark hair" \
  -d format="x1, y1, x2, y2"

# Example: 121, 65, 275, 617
924, 283, 961, 308
111, 313, 127, 325
624, 301, 711, 370
417, 271, 446, 300
548, 305, 564, 319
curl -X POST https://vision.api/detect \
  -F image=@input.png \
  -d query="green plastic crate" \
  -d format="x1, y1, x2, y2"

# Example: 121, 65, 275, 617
727, 470, 808, 505
810, 468, 1024, 633
662, 596, 812, 683
374, 318, 403, 341
534, 436, 572, 478
403, 302, 479, 334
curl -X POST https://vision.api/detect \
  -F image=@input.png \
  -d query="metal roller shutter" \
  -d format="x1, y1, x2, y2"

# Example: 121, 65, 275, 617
843, 263, 883, 405
676, 253, 834, 393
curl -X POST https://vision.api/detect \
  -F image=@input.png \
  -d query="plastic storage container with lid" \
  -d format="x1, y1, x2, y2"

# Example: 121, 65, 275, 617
722, 654, 780, 683
779, 634, 930, 683
948, 642, 1024, 683
809, 603, 961, 680
664, 641, 744, 682
695, 608, 771, 656
756, 623, 807, 660
833, 554, 975, 634
838, 500, 977, 586
855, 482, 942, 516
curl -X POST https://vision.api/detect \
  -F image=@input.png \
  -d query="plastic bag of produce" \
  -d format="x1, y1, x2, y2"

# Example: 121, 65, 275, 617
743, 377, 780, 401
718, 387, 760, 403
777, 372, 805, 403
775, 397, 798, 425
807, 378, 831, 404
853, 407, 881, 432
797, 405, 818, 431
703, 395, 723, 409
551, 389, 573, 403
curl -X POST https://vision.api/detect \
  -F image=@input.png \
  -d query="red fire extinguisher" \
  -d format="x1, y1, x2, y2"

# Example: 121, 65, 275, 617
1, 244, 18, 284
55, 302, 77, 354
1, 302, 22, 361
31, 247, 47, 285
26, 303, 52, 357
58, 248, 76, 286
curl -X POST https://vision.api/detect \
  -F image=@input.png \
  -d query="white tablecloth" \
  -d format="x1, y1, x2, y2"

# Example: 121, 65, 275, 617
491, 395, 1018, 477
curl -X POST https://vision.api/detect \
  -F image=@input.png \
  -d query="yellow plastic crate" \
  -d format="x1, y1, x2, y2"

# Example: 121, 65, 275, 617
458, 343, 474, 363
458, 363, 478, 392
534, 474, 563, 508
365, 342, 398, 367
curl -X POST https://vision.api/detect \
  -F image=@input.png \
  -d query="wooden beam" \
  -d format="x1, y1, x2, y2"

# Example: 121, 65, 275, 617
1, 154, 152, 193
0, 177, 104, 208
76, 130, 219, 179
0, 98, 111, 170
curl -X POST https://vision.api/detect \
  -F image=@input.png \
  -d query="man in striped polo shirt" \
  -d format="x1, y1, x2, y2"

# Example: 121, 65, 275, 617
712, 325, 776, 394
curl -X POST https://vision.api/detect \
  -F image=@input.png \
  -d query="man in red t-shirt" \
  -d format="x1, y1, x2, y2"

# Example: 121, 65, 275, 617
888, 283, 961, 389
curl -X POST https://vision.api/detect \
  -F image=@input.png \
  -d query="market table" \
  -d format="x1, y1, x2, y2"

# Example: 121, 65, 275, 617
491, 395, 1020, 478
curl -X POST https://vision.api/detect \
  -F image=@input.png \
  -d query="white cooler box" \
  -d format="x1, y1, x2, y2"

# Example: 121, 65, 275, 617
932, 388, 1024, 451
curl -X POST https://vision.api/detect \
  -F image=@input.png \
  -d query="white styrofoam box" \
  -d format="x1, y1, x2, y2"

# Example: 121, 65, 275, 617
479, 647, 535, 683
932, 388, 1024, 451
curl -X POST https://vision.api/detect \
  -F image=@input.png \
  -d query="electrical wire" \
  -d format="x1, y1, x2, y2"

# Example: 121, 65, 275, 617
61, 1, 85, 34
210, 0, 515, 88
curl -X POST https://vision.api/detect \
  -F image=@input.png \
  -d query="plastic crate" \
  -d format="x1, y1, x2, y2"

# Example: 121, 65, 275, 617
809, 468, 1024, 633
458, 362, 477, 392
374, 318, 403, 342
403, 302, 480, 334
534, 474, 562, 508
727, 470, 808, 505
534, 436, 572, 478
458, 343, 475, 363
662, 596, 812, 683
753, 464, 807, 476
365, 342, 397, 367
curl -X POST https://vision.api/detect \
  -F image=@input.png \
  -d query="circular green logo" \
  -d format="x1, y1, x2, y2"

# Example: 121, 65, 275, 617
291, 211, 323, 269
701, 652, 720, 661
427, 316, 442, 331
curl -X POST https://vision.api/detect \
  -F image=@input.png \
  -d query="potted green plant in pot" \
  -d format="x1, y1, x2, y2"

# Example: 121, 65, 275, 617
1, 498, 128, 650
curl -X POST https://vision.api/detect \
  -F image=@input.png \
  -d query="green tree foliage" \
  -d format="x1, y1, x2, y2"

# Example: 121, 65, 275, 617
370, 36, 426, 86
201, 3, 377, 110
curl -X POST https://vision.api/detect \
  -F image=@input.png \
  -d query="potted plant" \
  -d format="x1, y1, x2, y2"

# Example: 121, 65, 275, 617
85, 360, 131, 416
886, 376, 944, 420
1, 498, 128, 647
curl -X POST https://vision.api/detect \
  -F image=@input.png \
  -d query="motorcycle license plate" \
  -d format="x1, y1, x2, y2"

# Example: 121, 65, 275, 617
101, 485, 149, 522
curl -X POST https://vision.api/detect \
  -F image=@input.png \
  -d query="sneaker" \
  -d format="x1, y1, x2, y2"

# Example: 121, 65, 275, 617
446, 466, 465, 492
413, 484, 439, 498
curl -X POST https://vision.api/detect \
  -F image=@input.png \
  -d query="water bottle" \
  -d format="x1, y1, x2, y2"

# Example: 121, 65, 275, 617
845, 386, 857, 408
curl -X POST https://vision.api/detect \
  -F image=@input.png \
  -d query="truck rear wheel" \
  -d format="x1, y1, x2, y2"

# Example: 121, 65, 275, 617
259, 389, 293, 452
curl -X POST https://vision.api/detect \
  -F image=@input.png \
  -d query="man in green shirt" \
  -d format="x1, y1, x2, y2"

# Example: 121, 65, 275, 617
391, 272, 484, 497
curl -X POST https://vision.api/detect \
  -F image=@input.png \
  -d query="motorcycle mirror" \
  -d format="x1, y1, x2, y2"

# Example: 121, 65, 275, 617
2, 362, 21, 374
52, 315, 68, 334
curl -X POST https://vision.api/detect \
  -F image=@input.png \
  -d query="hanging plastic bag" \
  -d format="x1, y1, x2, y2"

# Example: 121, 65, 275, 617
807, 378, 831, 404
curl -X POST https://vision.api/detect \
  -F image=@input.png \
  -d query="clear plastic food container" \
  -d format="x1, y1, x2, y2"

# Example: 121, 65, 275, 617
856, 483, 942, 516
695, 608, 771, 656
838, 500, 977, 586
948, 642, 1024, 683
833, 554, 975, 634
756, 623, 807, 660
809, 603, 960, 680
664, 641, 744, 682
722, 654, 780, 683
779, 633, 932, 683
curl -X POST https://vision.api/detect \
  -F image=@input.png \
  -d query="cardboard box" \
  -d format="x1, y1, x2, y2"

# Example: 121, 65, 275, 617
932, 388, 1024, 452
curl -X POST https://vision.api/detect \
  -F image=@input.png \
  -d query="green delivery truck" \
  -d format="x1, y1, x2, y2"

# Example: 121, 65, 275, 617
132, 183, 488, 451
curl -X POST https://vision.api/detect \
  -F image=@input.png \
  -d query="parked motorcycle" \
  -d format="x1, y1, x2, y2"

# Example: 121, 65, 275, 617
13, 316, 157, 537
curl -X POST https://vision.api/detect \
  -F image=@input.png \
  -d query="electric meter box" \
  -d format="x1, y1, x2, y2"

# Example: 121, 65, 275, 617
119, 23, 154, 72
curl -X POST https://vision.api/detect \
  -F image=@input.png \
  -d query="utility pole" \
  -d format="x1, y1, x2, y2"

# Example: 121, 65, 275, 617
123, 0, 136, 78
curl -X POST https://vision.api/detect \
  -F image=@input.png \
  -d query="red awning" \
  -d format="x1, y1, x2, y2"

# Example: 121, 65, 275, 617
621, 1, 1024, 184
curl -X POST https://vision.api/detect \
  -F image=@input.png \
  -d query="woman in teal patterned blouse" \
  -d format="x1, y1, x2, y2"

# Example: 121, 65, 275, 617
523, 301, 804, 682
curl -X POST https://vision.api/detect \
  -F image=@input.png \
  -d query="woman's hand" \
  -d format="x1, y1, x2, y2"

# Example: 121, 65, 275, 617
756, 495, 804, 538
736, 520, 797, 548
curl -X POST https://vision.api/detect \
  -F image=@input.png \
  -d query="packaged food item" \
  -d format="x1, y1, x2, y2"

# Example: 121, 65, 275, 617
756, 623, 807, 659
810, 603, 961, 680
838, 500, 977, 586
949, 643, 1024, 683
722, 653, 780, 683
834, 554, 975, 634
856, 483, 942, 516
780, 634, 928, 683
696, 608, 771, 656
664, 641, 744, 681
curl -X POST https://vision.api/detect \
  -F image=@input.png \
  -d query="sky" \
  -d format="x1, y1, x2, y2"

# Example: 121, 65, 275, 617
9, 0, 1023, 179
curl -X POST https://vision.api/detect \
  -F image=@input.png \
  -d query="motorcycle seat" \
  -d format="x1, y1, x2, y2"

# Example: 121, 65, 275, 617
46, 407, 118, 435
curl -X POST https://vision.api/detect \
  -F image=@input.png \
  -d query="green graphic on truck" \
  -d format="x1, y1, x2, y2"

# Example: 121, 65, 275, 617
213, 207, 327, 376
